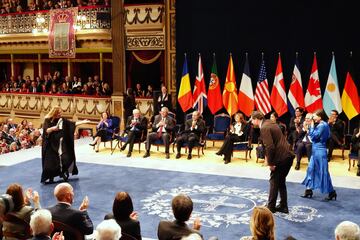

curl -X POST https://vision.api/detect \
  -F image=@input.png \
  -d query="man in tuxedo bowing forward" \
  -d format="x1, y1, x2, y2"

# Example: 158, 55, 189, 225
121, 108, 148, 157
144, 107, 175, 159
251, 111, 295, 214
175, 111, 205, 160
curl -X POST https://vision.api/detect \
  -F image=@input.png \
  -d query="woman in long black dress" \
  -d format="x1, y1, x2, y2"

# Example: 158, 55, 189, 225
41, 106, 89, 184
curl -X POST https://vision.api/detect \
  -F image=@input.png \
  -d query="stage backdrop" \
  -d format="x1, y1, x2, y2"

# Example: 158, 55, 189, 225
176, 0, 360, 128
49, 7, 78, 58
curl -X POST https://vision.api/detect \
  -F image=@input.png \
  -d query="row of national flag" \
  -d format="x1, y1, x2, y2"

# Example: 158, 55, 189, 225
178, 53, 360, 120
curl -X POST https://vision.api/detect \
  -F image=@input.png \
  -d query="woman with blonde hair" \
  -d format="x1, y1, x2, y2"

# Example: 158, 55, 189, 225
41, 106, 89, 184
240, 206, 275, 240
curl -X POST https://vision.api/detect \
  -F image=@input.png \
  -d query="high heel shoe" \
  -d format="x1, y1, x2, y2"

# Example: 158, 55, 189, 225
301, 189, 313, 198
325, 190, 337, 201
89, 142, 96, 147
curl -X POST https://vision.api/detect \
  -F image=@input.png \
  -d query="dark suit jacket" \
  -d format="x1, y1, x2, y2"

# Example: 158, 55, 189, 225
260, 120, 293, 166
329, 118, 345, 140
351, 128, 360, 153
152, 115, 175, 134
157, 220, 203, 240
31, 235, 51, 240
183, 118, 206, 138
47, 203, 93, 236
125, 115, 147, 133
105, 213, 142, 240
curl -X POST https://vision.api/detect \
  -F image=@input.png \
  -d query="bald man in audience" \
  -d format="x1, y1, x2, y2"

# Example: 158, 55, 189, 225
47, 183, 94, 238
334, 221, 360, 240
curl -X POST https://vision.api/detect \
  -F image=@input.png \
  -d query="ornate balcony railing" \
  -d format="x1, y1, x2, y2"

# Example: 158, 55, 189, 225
0, 6, 111, 35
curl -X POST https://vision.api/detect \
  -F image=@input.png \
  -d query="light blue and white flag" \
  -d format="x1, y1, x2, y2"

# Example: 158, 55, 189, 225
323, 55, 342, 116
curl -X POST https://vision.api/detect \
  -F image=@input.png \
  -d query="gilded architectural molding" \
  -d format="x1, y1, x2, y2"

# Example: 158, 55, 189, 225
126, 35, 165, 50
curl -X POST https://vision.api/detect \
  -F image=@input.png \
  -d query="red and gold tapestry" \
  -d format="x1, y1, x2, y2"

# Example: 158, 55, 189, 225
49, 7, 78, 58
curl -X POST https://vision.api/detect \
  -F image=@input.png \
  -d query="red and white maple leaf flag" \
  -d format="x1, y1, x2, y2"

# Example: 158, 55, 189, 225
305, 54, 323, 113
270, 54, 288, 117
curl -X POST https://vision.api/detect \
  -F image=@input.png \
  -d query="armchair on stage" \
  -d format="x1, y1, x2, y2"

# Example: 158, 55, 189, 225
232, 124, 253, 161
94, 115, 120, 152
205, 113, 231, 147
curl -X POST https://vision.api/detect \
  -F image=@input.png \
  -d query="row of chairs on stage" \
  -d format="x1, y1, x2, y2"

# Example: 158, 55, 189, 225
89, 112, 254, 162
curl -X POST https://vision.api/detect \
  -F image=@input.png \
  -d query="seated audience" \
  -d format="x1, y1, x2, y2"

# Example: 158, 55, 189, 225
96, 219, 122, 240
294, 113, 313, 170
216, 112, 250, 164
104, 192, 141, 240
288, 107, 305, 147
327, 110, 345, 161
29, 208, 64, 240
240, 206, 275, 240
135, 83, 145, 97
121, 109, 148, 157
158, 194, 203, 240
2, 183, 40, 239
270, 112, 287, 135
143, 107, 175, 159
334, 221, 360, 240
175, 110, 205, 160
145, 84, 153, 98
47, 183, 94, 239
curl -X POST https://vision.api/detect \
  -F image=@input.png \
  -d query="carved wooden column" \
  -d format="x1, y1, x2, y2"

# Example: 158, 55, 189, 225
166, 0, 177, 109
111, 0, 126, 128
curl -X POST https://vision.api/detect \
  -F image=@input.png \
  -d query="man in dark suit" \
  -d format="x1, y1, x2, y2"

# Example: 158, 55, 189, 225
294, 113, 313, 170
251, 111, 295, 214
351, 126, 360, 176
47, 183, 94, 238
158, 194, 203, 240
175, 111, 205, 160
288, 107, 305, 148
121, 108, 148, 157
327, 110, 345, 161
143, 106, 175, 159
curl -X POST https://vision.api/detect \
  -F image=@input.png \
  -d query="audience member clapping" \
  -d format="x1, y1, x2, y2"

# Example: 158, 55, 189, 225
95, 219, 122, 240
29, 208, 65, 240
104, 191, 142, 240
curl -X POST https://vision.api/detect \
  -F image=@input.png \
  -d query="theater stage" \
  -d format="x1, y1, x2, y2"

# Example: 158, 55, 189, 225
0, 138, 359, 240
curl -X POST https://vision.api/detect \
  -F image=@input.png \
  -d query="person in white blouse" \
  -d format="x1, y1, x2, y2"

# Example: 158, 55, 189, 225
216, 113, 250, 164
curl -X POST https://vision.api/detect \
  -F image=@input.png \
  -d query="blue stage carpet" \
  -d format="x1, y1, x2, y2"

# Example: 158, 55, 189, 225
0, 159, 359, 240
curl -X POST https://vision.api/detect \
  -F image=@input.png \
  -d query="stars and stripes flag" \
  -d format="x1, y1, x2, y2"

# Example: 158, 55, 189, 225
255, 58, 271, 115
287, 56, 305, 116
270, 54, 288, 117
305, 54, 323, 113
193, 54, 207, 114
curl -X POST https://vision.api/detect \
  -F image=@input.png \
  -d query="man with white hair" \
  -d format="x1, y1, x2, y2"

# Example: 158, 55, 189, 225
29, 209, 63, 240
96, 219, 122, 240
181, 233, 202, 240
335, 221, 360, 240
47, 183, 93, 239
121, 108, 148, 157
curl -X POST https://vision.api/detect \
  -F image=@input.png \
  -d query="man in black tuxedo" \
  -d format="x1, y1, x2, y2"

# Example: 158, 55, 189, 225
143, 107, 175, 159
157, 194, 203, 240
327, 110, 345, 161
47, 183, 94, 238
121, 108, 148, 157
175, 111, 205, 160
251, 111, 295, 214
351, 125, 360, 176
294, 113, 313, 170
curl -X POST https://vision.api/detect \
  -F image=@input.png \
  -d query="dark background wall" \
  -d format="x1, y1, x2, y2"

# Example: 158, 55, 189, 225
176, 0, 360, 130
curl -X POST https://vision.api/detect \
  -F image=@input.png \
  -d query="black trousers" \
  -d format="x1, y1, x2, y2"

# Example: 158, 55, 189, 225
176, 133, 199, 154
328, 133, 343, 158
268, 156, 294, 208
124, 130, 142, 152
295, 141, 312, 163
218, 134, 243, 161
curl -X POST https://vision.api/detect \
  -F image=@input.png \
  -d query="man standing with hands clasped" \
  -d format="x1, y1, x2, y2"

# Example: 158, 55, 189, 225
251, 111, 295, 214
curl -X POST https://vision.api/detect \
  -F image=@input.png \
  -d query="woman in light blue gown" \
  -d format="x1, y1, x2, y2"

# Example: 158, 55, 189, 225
301, 109, 337, 201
